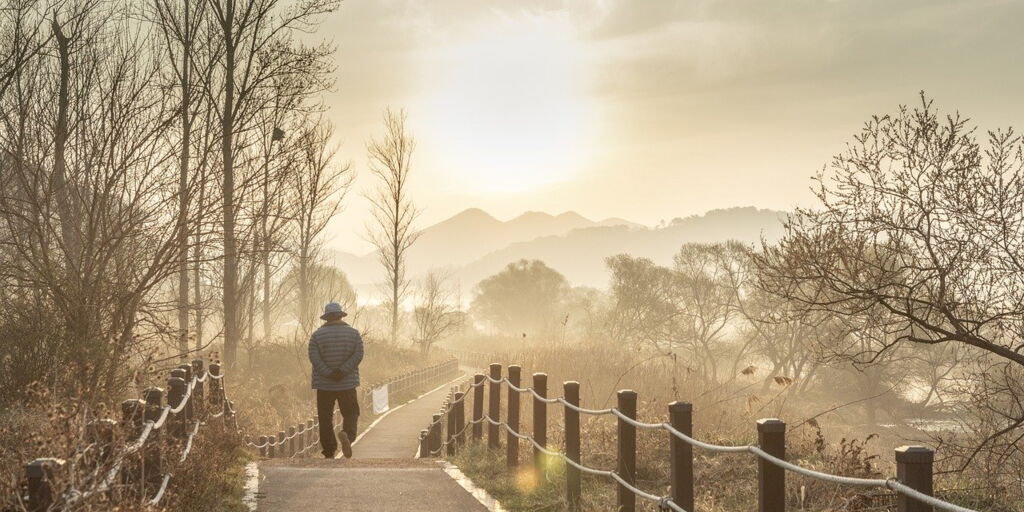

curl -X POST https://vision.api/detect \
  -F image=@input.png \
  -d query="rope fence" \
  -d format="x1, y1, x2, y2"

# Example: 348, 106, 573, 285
419, 361, 979, 512
251, 358, 460, 459
24, 359, 238, 511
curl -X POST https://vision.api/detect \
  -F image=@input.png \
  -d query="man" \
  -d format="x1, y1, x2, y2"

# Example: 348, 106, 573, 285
308, 301, 363, 458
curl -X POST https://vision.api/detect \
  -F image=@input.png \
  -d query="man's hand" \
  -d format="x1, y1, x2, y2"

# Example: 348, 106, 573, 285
328, 368, 345, 381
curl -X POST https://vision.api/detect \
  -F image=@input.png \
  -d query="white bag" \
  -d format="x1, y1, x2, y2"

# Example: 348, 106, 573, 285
372, 384, 390, 414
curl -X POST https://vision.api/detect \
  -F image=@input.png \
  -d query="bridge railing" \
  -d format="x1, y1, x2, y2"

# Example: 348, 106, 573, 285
420, 361, 978, 512
249, 358, 460, 459
23, 359, 237, 511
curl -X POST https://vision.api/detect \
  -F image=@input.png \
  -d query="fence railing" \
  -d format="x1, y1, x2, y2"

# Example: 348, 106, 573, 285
23, 359, 237, 511
420, 361, 979, 512
249, 358, 460, 458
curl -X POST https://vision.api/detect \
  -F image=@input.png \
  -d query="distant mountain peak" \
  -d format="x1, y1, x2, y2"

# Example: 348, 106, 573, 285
451, 207, 497, 221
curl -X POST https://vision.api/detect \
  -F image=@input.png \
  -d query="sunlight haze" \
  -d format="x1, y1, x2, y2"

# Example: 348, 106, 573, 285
319, 0, 1024, 254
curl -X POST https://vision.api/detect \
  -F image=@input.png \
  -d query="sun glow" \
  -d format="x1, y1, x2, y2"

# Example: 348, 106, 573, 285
422, 16, 592, 194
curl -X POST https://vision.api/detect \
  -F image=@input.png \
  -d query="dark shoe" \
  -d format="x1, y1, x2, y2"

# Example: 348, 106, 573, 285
338, 432, 353, 459
323, 451, 335, 459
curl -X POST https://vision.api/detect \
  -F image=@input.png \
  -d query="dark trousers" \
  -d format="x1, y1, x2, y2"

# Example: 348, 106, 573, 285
316, 388, 360, 457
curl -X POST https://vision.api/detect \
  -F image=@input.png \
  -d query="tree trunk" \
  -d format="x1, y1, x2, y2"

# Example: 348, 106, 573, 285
261, 148, 271, 343
176, 3, 192, 360
222, 32, 239, 367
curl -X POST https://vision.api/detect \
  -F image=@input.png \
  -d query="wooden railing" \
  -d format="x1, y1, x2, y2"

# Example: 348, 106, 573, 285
22, 359, 235, 511
421, 361, 977, 512
250, 358, 460, 458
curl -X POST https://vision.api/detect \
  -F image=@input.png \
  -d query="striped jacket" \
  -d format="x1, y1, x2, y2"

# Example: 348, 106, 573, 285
307, 321, 363, 391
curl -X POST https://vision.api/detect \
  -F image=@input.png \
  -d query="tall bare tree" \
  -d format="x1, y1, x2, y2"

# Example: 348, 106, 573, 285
367, 108, 419, 345
290, 119, 351, 333
206, 0, 337, 366
151, 0, 213, 358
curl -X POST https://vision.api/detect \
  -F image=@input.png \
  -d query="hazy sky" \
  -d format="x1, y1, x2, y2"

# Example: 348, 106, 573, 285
318, 0, 1024, 253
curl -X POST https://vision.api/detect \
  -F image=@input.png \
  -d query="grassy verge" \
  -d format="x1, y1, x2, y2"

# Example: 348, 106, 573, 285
449, 443, 566, 511
167, 425, 253, 511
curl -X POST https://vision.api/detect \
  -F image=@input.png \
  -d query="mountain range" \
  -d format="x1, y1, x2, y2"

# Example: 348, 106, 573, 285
327, 206, 787, 296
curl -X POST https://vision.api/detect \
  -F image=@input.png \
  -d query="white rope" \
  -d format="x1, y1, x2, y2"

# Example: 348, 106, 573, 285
662, 423, 750, 454
886, 480, 979, 512
558, 397, 613, 415
504, 379, 530, 393
528, 388, 558, 404
611, 409, 666, 429
179, 421, 202, 462
149, 474, 172, 505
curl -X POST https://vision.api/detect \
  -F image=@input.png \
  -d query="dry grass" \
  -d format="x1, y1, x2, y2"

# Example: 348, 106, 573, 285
0, 382, 250, 511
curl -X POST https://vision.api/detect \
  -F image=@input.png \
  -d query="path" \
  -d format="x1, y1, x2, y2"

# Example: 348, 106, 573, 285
352, 376, 457, 458
255, 374, 490, 512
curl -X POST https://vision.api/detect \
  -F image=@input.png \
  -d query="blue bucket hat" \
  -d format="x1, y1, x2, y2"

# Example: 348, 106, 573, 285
320, 301, 348, 320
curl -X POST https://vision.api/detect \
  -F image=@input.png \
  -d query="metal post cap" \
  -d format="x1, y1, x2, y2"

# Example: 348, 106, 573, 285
756, 418, 786, 432
895, 445, 934, 463
669, 401, 693, 412
26, 458, 65, 478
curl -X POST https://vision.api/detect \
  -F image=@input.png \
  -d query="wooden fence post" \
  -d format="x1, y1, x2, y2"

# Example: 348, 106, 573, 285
209, 363, 223, 409
419, 429, 429, 458
896, 446, 934, 512
307, 420, 315, 455
454, 391, 466, 448
277, 431, 286, 459
429, 413, 443, 457
191, 359, 205, 418
26, 458, 64, 512
533, 373, 548, 476
167, 373, 186, 438
290, 425, 298, 457
488, 363, 502, 450
259, 436, 269, 458
506, 365, 521, 468
472, 374, 485, 441
121, 399, 146, 491
669, 401, 694, 512
447, 399, 457, 456
142, 387, 164, 487
616, 389, 637, 512
564, 381, 581, 511
757, 418, 786, 512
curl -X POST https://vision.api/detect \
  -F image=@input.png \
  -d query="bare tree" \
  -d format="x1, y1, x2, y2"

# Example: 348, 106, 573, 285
151, 0, 213, 358
290, 119, 352, 333
413, 271, 461, 355
755, 94, 1024, 469
206, 0, 337, 366
367, 108, 420, 345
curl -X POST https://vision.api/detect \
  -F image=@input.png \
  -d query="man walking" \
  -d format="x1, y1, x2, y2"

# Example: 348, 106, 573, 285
308, 302, 363, 458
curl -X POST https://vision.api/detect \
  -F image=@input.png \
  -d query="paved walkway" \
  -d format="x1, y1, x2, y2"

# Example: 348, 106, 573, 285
255, 374, 489, 512
352, 377, 458, 458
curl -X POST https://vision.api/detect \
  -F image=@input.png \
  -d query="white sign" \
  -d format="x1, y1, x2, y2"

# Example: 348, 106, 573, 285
372, 384, 390, 415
